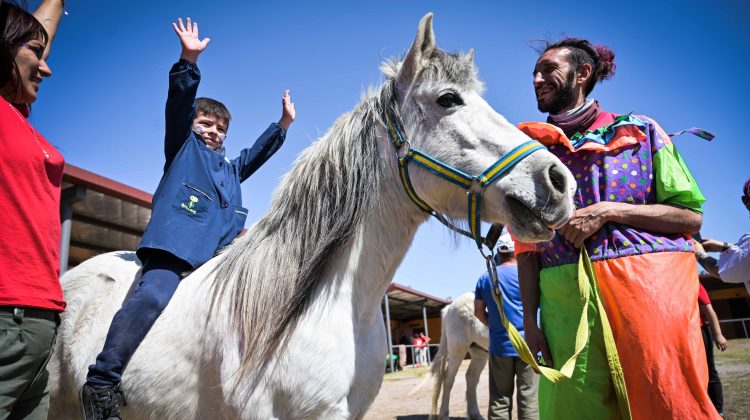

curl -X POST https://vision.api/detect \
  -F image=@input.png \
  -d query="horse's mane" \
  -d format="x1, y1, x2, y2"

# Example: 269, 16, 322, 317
212, 48, 479, 380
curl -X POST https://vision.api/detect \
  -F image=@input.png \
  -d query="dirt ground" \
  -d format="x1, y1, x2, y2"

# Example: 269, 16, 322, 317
715, 338, 750, 419
365, 360, 498, 420
365, 338, 750, 420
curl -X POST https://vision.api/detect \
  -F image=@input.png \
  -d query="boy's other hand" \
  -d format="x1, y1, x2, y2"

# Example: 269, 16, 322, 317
173, 17, 210, 63
279, 90, 296, 130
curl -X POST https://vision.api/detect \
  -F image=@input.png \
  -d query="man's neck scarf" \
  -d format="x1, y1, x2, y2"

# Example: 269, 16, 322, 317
548, 99, 600, 138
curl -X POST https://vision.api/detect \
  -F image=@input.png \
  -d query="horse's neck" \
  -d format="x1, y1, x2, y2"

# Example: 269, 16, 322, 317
322, 130, 427, 322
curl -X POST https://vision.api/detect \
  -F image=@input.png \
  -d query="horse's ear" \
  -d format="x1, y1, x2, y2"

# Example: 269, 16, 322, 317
466, 48, 475, 63
397, 12, 435, 88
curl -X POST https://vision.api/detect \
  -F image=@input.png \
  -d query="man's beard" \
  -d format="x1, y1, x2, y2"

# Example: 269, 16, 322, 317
538, 70, 576, 114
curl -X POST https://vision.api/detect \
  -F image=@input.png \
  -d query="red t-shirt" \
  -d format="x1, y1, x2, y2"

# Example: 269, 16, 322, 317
0, 98, 65, 311
413, 337, 423, 348
697, 284, 711, 325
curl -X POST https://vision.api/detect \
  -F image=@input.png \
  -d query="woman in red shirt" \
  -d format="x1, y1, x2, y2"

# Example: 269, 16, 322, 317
0, 1, 65, 418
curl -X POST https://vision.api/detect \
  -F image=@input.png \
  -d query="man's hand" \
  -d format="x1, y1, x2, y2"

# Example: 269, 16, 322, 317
524, 325, 552, 372
558, 202, 612, 248
701, 238, 729, 253
279, 90, 295, 130
173, 17, 210, 63
714, 334, 728, 351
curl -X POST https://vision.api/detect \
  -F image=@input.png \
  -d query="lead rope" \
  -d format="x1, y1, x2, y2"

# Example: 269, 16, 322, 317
486, 247, 631, 419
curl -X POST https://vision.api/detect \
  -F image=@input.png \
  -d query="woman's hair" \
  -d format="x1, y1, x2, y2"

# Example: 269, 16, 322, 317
0, 2, 49, 99
542, 38, 616, 96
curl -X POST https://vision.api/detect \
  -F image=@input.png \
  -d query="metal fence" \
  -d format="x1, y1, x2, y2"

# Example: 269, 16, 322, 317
719, 317, 750, 338
387, 344, 439, 372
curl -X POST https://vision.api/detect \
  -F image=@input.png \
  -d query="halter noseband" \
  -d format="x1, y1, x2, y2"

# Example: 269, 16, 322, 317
383, 110, 545, 252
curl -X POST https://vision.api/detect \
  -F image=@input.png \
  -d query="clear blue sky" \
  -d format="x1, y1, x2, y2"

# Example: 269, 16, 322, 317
29, 0, 749, 300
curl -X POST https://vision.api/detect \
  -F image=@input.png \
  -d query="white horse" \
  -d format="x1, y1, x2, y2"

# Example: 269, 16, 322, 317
49, 13, 575, 419
431, 292, 490, 420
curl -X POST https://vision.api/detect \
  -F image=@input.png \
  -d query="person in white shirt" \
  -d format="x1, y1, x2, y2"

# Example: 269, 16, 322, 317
694, 178, 750, 294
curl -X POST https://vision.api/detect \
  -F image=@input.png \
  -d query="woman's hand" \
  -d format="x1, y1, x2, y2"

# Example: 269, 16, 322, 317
279, 90, 295, 130
173, 17, 210, 63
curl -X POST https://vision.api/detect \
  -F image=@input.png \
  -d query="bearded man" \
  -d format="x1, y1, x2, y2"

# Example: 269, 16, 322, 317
515, 38, 720, 419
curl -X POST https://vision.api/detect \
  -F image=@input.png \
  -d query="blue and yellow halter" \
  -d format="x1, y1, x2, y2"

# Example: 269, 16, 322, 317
382, 110, 545, 251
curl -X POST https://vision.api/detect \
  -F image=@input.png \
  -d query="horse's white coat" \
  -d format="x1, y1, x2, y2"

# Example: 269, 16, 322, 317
48, 14, 574, 419
430, 292, 490, 420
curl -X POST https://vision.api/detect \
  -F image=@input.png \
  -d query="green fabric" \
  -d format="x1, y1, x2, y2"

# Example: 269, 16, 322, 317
568, 114, 646, 150
653, 143, 705, 214
538, 263, 621, 420
490, 251, 593, 383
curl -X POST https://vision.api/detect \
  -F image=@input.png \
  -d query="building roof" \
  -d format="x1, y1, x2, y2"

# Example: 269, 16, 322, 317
62, 163, 152, 267
384, 283, 451, 321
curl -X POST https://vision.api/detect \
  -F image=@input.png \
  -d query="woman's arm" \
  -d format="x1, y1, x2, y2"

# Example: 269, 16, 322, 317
32, 0, 64, 60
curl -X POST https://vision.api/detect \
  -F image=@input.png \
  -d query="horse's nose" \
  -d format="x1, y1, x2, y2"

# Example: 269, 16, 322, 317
546, 162, 570, 196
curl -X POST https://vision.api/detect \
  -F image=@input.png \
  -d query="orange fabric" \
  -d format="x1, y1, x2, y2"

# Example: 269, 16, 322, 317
517, 121, 647, 153
507, 227, 539, 255
592, 252, 720, 420
517, 121, 566, 147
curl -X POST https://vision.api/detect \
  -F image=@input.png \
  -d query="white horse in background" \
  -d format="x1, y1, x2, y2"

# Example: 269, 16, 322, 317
431, 292, 490, 420
49, 13, 575, 419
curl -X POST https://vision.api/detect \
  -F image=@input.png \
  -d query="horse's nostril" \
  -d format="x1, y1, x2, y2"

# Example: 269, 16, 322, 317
548, 163, 568, 195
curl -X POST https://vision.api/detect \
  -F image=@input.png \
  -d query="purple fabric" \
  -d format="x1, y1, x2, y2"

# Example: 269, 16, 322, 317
667, 127, 715, 141
538, 114, 693, 268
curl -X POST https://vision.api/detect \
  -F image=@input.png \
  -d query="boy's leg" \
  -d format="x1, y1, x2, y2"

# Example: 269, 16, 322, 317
514, 356, 539, 420
86, 250, 190, 389
0, 309, 57, 420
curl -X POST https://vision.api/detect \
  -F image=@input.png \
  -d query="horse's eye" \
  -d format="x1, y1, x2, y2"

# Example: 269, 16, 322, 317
437, 92, 463, 108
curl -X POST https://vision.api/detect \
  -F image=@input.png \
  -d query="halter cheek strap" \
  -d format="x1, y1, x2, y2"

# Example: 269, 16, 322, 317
384, 111, 546, 250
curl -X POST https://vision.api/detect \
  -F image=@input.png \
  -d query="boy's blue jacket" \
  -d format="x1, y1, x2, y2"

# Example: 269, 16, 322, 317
137, 60, 286, 268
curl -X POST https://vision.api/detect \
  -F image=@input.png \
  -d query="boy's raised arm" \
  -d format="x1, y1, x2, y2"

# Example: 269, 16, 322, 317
164, 18, 210, 169
235, 90, 296, 181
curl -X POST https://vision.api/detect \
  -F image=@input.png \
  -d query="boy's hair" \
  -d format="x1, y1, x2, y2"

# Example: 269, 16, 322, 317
195, 97, 231, 124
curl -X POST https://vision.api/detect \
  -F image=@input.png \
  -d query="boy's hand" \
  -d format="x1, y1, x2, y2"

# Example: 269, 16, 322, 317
279, 90, 296, 130
172, 17, 210, 63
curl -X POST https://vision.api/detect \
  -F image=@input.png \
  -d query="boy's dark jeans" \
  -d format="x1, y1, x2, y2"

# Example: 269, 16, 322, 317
0, 307, 58, 420
86, 250, 190, 389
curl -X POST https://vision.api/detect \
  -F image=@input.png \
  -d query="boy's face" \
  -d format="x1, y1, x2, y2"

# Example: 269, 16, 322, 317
193, 112, 229, 151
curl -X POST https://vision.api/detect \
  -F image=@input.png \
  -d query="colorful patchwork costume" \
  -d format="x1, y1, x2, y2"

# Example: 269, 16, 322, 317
515, 109, 720, 419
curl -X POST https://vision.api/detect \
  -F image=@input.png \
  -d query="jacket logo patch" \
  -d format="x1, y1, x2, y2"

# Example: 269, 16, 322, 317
181, 195, 200, 215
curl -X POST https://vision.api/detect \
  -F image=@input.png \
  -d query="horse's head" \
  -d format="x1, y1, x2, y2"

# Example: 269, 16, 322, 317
385, 13, 575, 242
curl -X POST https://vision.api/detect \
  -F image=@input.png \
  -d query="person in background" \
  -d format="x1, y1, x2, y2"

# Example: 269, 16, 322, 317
694, 178, 750, 295
697, 283, 727, 417
412, 333, 424, 367
0, 1, 65, 418
419, 332, 431, 365
475, 233, 538, 420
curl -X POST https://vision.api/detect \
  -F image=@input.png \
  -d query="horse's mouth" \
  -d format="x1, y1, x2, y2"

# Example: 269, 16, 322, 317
505, 195, 554, 240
